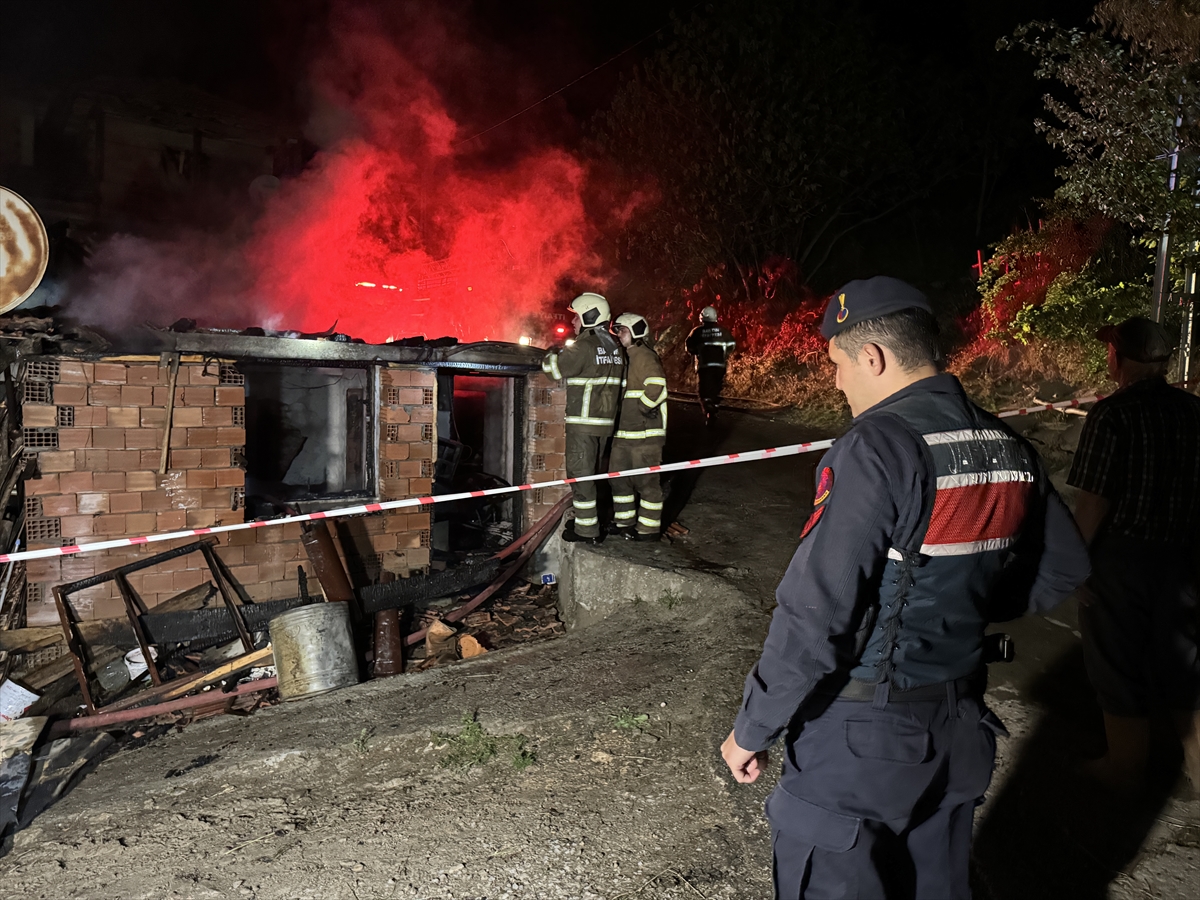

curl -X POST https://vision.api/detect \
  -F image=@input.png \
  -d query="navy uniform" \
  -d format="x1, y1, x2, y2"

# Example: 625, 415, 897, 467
686, 307, 736, 423
731, 278, 1090, 898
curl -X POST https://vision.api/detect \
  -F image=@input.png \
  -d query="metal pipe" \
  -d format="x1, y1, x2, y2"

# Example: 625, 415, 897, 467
300, 522, 356, 603
47, 677, 277, 737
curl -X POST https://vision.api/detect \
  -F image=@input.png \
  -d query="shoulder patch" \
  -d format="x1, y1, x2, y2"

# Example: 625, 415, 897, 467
800, 466, 833, 539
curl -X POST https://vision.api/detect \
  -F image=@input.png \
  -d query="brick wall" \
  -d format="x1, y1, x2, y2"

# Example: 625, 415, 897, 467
21, 357, 438, 626
523, 373, 570, 527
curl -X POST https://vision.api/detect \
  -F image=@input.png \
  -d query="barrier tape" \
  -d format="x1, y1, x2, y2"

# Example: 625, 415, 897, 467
0, 389, 1121, 565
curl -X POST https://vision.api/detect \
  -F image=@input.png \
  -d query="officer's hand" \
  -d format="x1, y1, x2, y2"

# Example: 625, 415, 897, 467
721, 730, 767, 784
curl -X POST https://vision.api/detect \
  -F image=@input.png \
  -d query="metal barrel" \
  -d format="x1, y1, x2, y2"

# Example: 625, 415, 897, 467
269, 602, 359, 701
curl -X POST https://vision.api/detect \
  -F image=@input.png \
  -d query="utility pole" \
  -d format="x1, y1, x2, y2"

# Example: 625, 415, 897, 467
1151, 98, 1185, 323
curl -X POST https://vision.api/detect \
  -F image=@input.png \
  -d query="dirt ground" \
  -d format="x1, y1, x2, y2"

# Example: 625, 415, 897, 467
3, 403, 1198, 900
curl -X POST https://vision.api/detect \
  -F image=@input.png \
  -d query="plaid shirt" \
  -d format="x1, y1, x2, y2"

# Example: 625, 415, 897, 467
1067, 377, 1200, 544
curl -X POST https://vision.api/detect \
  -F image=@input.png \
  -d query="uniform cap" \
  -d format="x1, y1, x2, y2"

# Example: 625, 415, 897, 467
820, 276, 932, 340
700, 306, 718, 322
1096, 316, 1173, 363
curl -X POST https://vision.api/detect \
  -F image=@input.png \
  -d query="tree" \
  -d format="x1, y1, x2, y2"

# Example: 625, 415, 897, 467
593, 0, 965, 298
1005, 4, 1200, 258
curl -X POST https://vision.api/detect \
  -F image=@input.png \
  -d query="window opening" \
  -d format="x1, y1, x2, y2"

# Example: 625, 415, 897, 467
240, 364, 374, 517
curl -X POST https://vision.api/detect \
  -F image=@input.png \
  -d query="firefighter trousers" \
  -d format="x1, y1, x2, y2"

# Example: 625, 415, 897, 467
565, 431, 605, 538
609, 439, 664, 535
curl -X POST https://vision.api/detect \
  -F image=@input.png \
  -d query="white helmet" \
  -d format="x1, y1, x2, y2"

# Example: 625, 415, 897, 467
613, 313, 649, 341
569, 292, 611, 328
700, 306, 718, 322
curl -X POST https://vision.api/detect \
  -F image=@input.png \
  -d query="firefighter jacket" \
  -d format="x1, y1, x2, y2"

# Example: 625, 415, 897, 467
615, 342, 667, 445
541, 327, 625, 436
733, 374, 1091, 752
686, 322, 737, 371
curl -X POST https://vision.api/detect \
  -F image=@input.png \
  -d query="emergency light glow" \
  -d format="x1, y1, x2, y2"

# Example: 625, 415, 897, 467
518, 335, 532, 346
555, 325, 568, 335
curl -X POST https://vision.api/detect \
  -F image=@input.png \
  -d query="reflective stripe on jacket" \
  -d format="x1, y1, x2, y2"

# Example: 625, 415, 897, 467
541, 328, 625, 434
686, 323, 736, 370
615, 342, 667, 444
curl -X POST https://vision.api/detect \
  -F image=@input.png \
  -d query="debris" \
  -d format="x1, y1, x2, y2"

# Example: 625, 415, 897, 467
0, 679, 39, 721
458, 635, 487, 659
371, 608, 403, 677
0, 716, 47, 839
426, 620, 458, 664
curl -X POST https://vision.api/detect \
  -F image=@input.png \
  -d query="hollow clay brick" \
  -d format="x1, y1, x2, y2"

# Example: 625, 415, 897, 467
186, 509, 216, 528
186, 365, 219, 385
186, 469, 217, 489
110, 492, 143, 513
57, 428, 91, 450
157, 510, 186, 530
126, 365, 165, 385
215, 387, 244, 406
93, 514, 127, 535
25, 475, 59, 496
141, 490, 171, 511
22, 405, 56, 427
91, 428, 124, 450
183, 386, 215, 407
408, 478, 432, 495
125, 428, 160, 449
169, 489, 203, 509
59, 471, 93, 493
171, 407, 203, 428
141, 572, 177, 594
382, 443, 409, 461
106, 407, 140, 428
93, 363, 128, 384
168, 449, 203, 469
37, 451, 77, 473
216, 427, 245, 445
125, 512, 157, 534
93, 472, 125, 492
109, 450, 141, 470
40, 494, 77, 517
382, 407, 410, 424
409, 370, 436, 387
186, 428, 218, 448
74, 407, 107, 427
202, 406, 233, 427
126, 471, 157, 491
53, 384, 87, 405
201, 448, 228, 467
214, 468, 245, 487
153, 385, 185, 406
77, 493, 110, 514
87, 385, 122, 406
201, 488, 231, 508
120, 385, 154, 406
139, 450, 160, 469
57, 360, 92, 383
59, 515, 93, 537
140, 408, 168, 427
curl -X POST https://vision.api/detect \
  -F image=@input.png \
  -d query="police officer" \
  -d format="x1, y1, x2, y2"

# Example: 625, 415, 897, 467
720, 277, 1091, 898
542, 292, 624, 543
609, 313, 667, 540
685, 306, 736, 425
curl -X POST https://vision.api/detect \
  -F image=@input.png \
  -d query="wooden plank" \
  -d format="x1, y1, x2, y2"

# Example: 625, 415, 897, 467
100, 645, 273, 713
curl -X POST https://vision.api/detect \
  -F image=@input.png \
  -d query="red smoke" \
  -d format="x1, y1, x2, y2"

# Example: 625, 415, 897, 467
69, 5, 637, 343
245, 7, 615, 343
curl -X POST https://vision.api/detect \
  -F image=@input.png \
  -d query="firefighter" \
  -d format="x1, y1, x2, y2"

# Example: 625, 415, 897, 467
609, 313, 667, 540
541, 292, 625, 543
685, 305, 736, 425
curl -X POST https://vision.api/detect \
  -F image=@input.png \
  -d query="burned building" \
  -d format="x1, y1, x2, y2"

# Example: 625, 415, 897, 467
3, 320, 568, 631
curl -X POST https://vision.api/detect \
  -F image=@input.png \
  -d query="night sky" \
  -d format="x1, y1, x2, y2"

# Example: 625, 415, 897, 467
1, 0, 1102, 287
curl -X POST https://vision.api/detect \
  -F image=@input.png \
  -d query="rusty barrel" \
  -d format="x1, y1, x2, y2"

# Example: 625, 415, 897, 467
269, 602, 359, 701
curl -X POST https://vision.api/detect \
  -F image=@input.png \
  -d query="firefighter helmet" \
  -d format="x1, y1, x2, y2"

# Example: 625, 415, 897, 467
700, 306, 718, 322
568, 292, 611, 328
614, 313, 649, 341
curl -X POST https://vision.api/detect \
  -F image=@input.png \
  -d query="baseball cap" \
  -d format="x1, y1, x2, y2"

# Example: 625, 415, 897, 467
1095, 316, 1173, 363
820, 276, 933, 340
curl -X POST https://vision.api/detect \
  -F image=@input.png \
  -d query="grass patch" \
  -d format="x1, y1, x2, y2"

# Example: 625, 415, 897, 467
433, 713, 534, 770
657, 589, 685, 609
609, 707, 650, 731
352, 727, 373, 754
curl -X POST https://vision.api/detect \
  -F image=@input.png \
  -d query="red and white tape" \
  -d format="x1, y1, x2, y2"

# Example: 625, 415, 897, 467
0, 391, 1110, 565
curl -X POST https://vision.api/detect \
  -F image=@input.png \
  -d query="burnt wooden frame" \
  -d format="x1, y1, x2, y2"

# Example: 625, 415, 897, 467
53, 538, 254, 714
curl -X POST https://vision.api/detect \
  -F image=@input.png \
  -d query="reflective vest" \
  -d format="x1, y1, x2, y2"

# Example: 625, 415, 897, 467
541, 328, 624, 435
686, 323, 736, 370
849, 383, 1040, 691
614, 342, 667, 444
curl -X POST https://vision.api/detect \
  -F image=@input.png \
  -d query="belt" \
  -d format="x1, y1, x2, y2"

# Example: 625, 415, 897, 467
834, 675, 979, 703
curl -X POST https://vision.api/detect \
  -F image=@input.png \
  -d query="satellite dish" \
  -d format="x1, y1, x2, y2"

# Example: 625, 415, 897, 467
0, 187, 50, 314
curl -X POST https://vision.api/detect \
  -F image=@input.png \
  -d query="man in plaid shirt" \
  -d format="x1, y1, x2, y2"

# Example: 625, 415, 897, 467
1068, 316, 1200, 795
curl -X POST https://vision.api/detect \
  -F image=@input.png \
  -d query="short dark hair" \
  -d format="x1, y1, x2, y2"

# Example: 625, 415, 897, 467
832, 308, 943, 371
